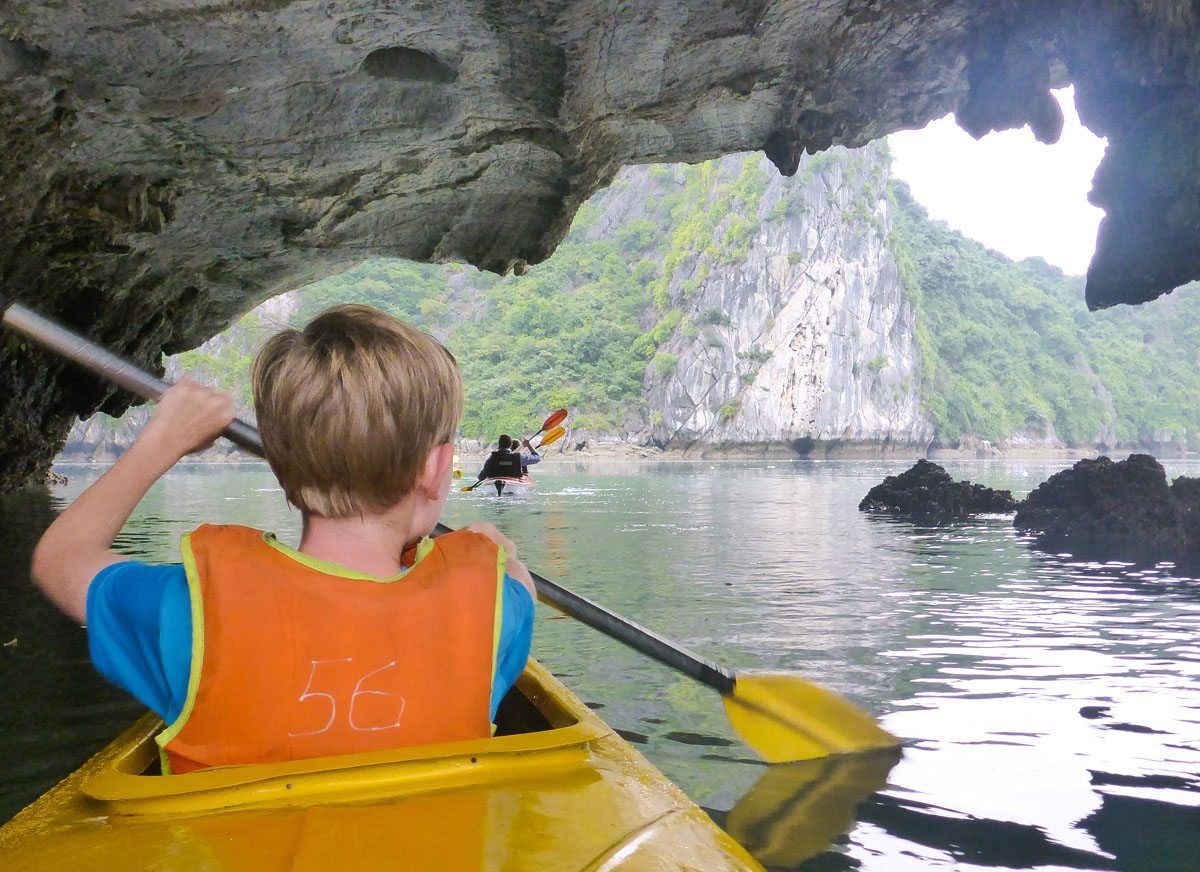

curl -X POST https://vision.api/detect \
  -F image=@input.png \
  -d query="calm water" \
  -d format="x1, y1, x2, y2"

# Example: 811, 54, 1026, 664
2, 459, 1198, 870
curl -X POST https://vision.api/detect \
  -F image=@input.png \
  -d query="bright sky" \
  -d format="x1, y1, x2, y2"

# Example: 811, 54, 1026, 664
888, 87, 1107, 276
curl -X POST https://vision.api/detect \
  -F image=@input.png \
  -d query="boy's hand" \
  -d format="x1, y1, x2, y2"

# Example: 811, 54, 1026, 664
31, 376, 236, 625
464, 522, 536, 601
141, 377, 237, 460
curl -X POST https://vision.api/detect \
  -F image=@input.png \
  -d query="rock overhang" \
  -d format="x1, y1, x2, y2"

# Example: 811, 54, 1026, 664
1, 1, 1199, 489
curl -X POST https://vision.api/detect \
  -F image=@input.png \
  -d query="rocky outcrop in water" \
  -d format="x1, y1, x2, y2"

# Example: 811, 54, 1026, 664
1014, 454, 1200, 567
6, 2, 1200, 489
859, 459, 1018, 519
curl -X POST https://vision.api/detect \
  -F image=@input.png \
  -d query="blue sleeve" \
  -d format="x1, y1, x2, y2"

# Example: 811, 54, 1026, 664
490, 574, 534, 720
524, 451, 541, 466
86, 562, 193, 723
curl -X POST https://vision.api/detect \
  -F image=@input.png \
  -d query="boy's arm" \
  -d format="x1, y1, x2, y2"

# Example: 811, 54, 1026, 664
463, 522, 536, 601
31, 378, 235, 624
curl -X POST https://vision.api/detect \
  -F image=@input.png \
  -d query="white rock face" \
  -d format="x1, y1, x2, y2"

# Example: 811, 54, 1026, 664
641, 150, 933, 451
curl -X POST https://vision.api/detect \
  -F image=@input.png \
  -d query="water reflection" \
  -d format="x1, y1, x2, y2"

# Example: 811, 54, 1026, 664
858, 465, 1200, 871
722, 750, 900, 868
1, 459, 1198, 871
0, 488, 143, 822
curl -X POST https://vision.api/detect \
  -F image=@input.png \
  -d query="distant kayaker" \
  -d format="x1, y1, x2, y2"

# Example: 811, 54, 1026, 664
477, 434, 522, 481
30, 304, 536, 772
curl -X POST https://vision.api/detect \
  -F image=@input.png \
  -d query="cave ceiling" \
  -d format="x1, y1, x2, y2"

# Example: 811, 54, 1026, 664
2, 0, 1199, 487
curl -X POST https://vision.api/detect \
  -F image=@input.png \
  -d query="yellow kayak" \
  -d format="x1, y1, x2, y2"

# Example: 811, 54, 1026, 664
0, 660, 761, 871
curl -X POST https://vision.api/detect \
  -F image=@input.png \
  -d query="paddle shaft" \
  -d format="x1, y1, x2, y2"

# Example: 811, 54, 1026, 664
2, 301, 737, 695
515, 559, 736, 693
3, 303, 264, 456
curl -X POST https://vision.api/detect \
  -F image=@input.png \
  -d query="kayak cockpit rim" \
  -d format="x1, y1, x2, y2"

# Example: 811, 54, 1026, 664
81, 661, 611, 816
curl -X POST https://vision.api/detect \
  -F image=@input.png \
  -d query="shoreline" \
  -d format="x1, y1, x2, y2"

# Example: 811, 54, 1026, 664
52, 442, 1199, 469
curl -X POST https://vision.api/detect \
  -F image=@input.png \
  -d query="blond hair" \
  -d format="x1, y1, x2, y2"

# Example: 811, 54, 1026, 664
252, 304, 462, 517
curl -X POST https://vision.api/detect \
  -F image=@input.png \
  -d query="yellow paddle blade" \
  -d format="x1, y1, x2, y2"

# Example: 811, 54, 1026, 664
725, 749, 899, 867
722, 672, 899, 762
537, 426, 565, 448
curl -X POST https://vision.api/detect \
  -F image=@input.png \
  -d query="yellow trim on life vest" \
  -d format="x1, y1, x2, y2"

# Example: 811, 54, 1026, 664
489, 546, 507, 737
155, 532, 207, 775
260, 533, 435, 582
491, 546, 506, 692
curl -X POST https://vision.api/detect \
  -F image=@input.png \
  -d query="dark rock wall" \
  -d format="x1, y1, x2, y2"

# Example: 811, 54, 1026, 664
3, 2, 1200, 488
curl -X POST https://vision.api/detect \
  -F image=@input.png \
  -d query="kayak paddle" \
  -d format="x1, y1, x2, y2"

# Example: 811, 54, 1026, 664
2, 300, 899, 762
530, 408, 567, 440
535, 426, 565, 449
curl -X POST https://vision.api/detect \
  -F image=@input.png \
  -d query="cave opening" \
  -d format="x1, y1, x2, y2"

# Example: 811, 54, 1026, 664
890, 86, 1108, 277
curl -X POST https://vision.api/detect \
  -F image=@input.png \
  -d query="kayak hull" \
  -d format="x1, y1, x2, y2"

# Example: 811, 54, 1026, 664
478, 475, 535, 496
0, 660, 760, 871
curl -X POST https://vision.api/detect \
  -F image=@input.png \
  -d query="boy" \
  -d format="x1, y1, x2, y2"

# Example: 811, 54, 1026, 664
31, 305, 536, 773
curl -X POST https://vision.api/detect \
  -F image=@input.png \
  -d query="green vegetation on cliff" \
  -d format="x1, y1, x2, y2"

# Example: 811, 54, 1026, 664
889, 182, 1200, 447
298, 239, 653, 435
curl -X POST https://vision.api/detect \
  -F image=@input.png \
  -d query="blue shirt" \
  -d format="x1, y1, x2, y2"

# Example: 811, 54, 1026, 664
518, 450, 540, 475
86, 561, 534, 724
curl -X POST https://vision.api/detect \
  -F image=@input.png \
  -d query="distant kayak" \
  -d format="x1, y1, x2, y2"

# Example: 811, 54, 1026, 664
476, 475, 535, 496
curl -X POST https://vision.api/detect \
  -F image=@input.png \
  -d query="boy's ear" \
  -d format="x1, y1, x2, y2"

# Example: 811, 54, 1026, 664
418, 442, 456, 500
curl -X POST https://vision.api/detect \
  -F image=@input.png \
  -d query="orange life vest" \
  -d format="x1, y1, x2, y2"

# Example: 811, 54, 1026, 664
158, 524, 504, 774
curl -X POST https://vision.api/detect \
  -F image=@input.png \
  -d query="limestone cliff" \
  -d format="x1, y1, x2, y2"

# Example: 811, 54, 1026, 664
635, 148, 931, 452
